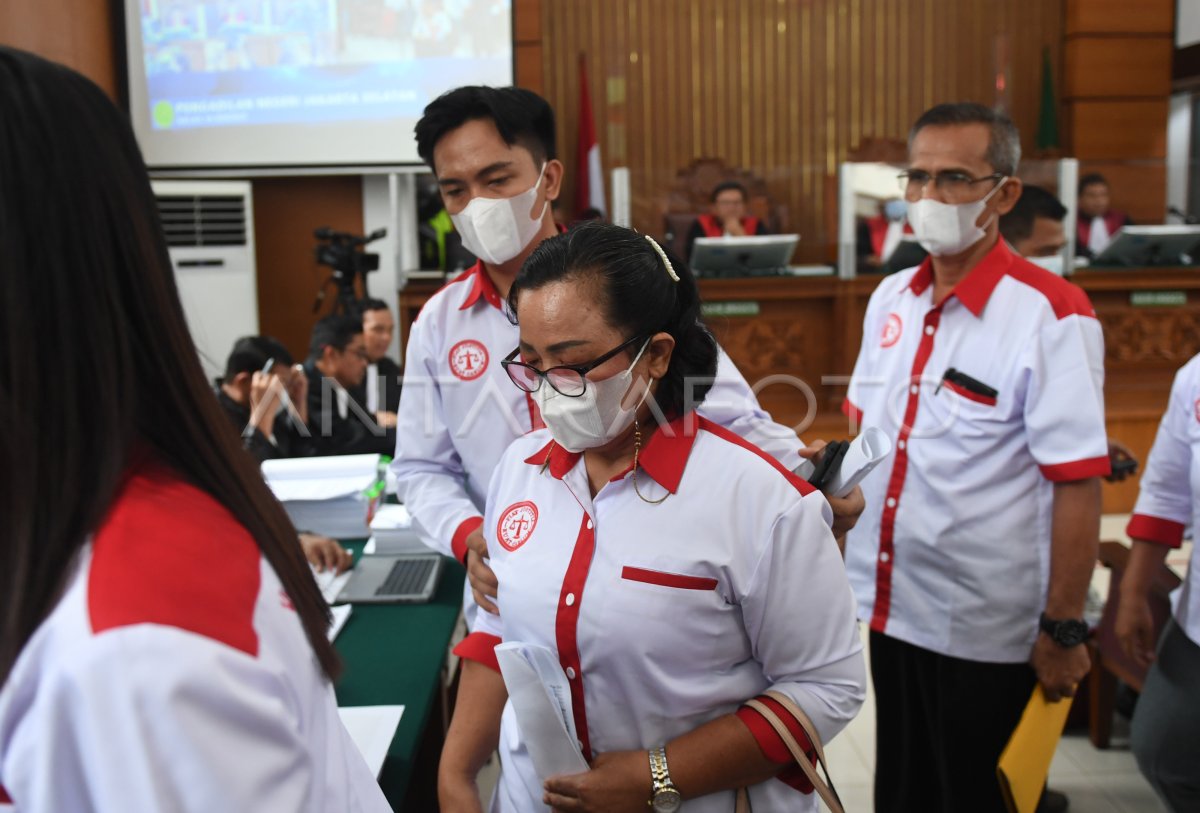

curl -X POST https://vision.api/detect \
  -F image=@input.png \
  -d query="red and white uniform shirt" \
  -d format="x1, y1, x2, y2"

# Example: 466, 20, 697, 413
456, 417, 865, 813
1126, 352, 1200, 646
393, 261, 809, 627
842, 239, 1110, 663
0, 462, 389, 813
393, 263, 540, 575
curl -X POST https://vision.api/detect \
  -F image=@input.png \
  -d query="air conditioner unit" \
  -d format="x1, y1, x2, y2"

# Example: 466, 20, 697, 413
152, 179, 258, 382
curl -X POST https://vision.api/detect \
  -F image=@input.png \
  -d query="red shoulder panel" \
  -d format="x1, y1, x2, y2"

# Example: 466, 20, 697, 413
1006, 260, 1097, 321
88, 465, 261, 656
697, 418, 816, 497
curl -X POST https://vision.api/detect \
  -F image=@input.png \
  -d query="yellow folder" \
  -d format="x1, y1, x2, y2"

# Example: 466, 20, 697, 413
996, 685, 1072, 813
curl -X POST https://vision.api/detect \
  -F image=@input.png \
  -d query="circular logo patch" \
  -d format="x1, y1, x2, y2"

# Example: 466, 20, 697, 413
449, 339, 489, 381
881, 313, 903, 348
497, 501, 539, 552
1194, 396, 1200, 424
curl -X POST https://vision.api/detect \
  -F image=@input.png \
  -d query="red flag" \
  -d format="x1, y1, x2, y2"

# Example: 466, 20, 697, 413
575, 53, 606, 217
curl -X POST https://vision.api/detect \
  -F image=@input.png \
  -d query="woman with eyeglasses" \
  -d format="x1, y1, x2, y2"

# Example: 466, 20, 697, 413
0, 49, 388, 811
437, 222, 865, 812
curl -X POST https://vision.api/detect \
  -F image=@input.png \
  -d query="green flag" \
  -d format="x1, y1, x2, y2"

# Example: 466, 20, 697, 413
1036, 47, 1060, 151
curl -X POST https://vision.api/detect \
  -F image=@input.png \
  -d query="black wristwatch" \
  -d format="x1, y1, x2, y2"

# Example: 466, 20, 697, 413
1039, 613, 1089, 648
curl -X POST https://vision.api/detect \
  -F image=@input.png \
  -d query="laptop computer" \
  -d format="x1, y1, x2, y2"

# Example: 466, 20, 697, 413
335, 553, 444, 604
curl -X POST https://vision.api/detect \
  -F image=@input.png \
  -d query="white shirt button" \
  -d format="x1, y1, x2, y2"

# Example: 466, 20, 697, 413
925, 325, 935, 335
880, 552, 891, 563
586, 519, 593, 530
910, 384, 919, 395
566, 667, 577, 679
565, 593, 576, 607
898, 440, 906, 450
886, 497, 897, 508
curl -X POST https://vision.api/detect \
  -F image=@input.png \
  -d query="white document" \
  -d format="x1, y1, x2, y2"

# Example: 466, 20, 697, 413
314, 567, 354, 605
495, 642, 589, 782
261, 453, 383, 502
794, 426, 893, 498
337, 705, 405, 779
370, 503, 413, 531
327, 604, 353, 641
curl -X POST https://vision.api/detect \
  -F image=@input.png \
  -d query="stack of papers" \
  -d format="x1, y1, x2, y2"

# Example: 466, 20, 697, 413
368, 504, 429, 554
262, 454, 385, 538
794, 426, 892, 498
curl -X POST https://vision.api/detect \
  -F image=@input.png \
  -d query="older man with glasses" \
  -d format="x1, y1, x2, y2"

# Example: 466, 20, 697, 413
842, 103, 1109, 813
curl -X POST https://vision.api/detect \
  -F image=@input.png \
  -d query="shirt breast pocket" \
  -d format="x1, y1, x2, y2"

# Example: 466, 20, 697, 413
604, 561, 734, 623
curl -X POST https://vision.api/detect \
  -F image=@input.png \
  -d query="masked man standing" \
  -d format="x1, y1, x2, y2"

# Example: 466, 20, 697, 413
842, 103, 1109, 813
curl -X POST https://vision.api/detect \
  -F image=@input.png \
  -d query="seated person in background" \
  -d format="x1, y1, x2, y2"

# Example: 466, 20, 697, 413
999, 184, 1068, 269
216, 335, 313, 461
216, 337, 351, 573
304, 314, 395, 456
1077, 172, 1133, 259
356, 298, 402, 425
857, 198, 913, 270
685, 180, 769, 261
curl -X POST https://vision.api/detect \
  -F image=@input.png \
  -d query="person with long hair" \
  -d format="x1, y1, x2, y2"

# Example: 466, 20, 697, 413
0, 48, 388, 811
438, 223, 864, 812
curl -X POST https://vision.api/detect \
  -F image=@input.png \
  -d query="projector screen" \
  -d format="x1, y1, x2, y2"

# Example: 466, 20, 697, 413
124, 0, 513, 169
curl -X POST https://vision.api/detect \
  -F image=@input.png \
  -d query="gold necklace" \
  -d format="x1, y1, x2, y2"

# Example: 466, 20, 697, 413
631, 420, 668, 505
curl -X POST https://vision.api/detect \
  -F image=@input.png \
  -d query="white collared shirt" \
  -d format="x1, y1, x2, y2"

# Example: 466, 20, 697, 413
842, 239, 1110, 662
1127, 352, 1200, 645
1088, 215, 1112, 255
456, 417, 864, 813
0, 463, 388, 813
392, 262, 810, 627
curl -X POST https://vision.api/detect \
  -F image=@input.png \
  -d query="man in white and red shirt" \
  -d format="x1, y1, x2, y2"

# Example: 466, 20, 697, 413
843, 103, 1109, 813
1117, 352, 1200, 813
395, 86, 859, 628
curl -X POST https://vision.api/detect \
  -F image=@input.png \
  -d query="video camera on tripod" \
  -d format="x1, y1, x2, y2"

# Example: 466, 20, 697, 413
313, 226, 387, 314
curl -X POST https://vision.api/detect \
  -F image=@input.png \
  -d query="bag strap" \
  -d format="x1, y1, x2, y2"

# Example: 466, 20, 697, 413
741, 692, 845, 813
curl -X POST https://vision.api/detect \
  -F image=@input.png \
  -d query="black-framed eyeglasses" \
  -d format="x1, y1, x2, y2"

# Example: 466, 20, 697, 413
501, 334, 647, 397
897, 170, 1004, 202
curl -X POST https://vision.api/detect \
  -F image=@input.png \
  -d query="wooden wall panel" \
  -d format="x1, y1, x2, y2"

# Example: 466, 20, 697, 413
252, 177, 365, 362
0, 0, 118, 99
540, 0, 1065, 263
1069, 100, 1169, 160
1064, 0, 1174, 36
1064, 38, 1173, 99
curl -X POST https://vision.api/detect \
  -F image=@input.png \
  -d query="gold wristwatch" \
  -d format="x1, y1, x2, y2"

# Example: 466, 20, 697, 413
648, 746, 682, 812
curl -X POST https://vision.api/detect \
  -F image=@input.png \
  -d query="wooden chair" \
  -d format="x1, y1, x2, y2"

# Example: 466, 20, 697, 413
1087, 540, 1181, 748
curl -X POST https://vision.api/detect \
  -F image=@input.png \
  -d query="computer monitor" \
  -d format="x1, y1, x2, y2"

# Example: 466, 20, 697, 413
690, 234, 800, 277
1091, 225, 1200, 267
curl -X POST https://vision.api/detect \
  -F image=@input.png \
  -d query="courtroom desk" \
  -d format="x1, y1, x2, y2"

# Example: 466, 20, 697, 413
397, 267, 1200, 512
334, 541, 464, 811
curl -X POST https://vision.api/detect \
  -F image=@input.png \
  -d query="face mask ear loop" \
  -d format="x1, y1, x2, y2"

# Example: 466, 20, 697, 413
628, 338, 666, 505
976, 176, 1009, 229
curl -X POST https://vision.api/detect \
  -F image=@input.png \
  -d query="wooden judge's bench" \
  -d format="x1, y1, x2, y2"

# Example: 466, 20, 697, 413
397, 267, 1200, 514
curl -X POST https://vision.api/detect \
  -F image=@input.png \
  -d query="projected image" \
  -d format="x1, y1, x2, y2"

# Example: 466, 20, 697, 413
139, 0, 510, 130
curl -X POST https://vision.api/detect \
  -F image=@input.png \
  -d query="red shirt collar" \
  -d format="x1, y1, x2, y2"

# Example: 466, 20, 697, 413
522, 413, 700, 494
906, 237, 1014, 317
458, 261, 504, 311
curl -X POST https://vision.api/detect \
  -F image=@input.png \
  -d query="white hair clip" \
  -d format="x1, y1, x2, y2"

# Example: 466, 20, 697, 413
644, 235, 680, 282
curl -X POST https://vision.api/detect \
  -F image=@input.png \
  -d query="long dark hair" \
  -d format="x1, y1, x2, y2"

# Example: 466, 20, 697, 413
508, 222, 719, 417
0, 48, 339, 682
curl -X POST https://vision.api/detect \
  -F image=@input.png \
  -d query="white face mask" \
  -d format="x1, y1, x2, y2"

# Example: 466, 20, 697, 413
908, 177, 1008, 256
450, 163, 548, 266
1026, 253, 1065, 275
535, 339, 652, 453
